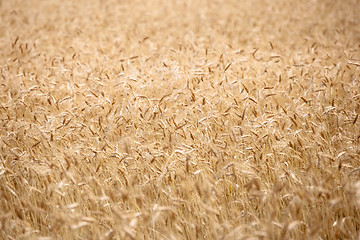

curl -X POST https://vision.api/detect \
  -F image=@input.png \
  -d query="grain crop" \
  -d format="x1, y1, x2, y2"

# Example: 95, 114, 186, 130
1, 0, 360, 239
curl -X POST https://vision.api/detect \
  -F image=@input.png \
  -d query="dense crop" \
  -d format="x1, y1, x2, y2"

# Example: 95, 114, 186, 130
1, 0, 360, 239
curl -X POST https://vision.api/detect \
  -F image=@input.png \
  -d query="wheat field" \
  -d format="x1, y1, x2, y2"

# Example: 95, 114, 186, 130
1, 0, 360, 239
